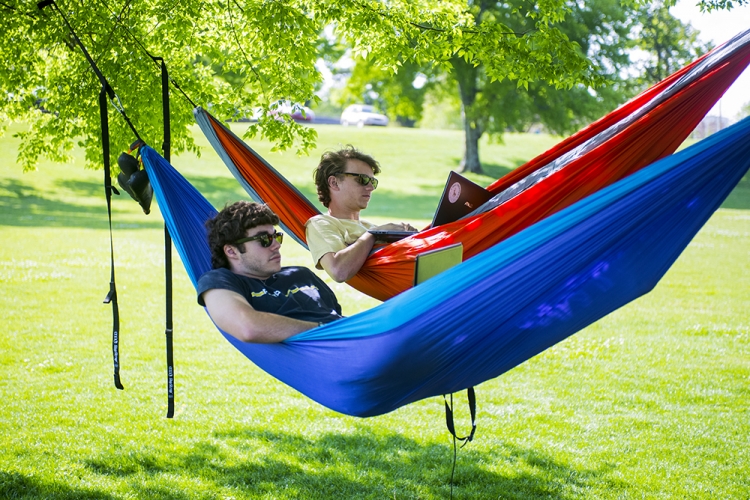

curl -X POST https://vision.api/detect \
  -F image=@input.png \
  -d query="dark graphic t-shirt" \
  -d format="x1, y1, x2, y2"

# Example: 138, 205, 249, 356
197, 267, 343, 324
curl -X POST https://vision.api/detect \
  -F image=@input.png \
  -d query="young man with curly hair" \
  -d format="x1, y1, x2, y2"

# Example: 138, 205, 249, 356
305, 145, 416, 282
198, 201, 343, 343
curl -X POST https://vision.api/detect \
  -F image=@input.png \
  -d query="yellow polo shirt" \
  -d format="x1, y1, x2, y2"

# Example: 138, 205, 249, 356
305, 214, 376, 269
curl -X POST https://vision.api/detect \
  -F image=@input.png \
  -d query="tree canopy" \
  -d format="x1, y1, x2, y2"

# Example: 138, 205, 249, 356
338, 0, 715, 172
2, 0, 603, 171
1, 0, 739, 172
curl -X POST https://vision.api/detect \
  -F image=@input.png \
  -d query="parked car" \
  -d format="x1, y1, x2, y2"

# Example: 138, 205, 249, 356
340, 104, 389, 127
264, 101, 315, 122
286, 104, 315, 122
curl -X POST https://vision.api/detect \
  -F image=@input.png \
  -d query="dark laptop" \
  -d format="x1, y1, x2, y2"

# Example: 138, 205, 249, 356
431, 171, 493, 228
414, 243, 463, 286
367, 230, 418, 243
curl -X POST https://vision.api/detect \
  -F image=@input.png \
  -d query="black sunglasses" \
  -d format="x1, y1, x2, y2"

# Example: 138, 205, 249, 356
235, 231, 284, 248
340, 172, 378, 189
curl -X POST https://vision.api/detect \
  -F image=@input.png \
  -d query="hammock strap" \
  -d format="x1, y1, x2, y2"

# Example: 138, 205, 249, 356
444, 387, 476, 498
157, 57, 175, 419
38, 0, 150, 391
444, 387, 477, 445
99, 87, 124, 391
164, 225, 174, 417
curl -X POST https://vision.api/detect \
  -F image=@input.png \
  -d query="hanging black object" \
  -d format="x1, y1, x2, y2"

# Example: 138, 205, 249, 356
37, 0, 144, 391
117, 140, 153, 215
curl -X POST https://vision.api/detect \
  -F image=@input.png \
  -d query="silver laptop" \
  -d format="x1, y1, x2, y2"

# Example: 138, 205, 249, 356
367, 229, 418, 243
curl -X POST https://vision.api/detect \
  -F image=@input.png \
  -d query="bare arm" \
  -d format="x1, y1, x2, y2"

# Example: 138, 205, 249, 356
202, 288, 317, 343
319, 230, 377, 282
318, 222, 418, 282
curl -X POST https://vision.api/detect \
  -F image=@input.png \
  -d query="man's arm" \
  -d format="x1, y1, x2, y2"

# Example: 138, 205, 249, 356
318, 230, 376, 282
319, 222, 418, 282
202, 288, 317, 343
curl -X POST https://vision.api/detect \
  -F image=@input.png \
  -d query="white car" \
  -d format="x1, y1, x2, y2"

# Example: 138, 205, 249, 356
340, 104, 389, 127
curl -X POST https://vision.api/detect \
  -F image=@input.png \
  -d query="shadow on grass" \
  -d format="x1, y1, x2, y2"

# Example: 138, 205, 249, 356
0, 177, 162, 229
1, 174, 443, 230
0, 470, 121, 500
74, 427, 617, 499
184, 175, 254, 209
369, 190, 443, 221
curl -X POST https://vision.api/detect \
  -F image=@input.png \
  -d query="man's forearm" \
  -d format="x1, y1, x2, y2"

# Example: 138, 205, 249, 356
238, 312, 318, 343
321, 231, 376, 282
204, 288, 318, 343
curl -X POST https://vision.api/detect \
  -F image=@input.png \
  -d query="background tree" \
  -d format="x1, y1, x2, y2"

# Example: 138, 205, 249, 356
1, 0, 599, 171
340, 0, 634, 173
697, 0, 749, 11
630, 0, 712, 86
339, 0, 713, 174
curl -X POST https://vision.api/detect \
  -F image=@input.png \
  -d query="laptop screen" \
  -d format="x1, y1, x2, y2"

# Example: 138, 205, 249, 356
431, 172, 493, 228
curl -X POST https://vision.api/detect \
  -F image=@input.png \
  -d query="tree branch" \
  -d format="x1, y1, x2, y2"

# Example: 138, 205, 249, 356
225, 0, 266, 99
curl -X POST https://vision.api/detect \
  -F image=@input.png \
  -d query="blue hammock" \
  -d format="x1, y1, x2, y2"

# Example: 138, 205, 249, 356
142, 117, 750, 417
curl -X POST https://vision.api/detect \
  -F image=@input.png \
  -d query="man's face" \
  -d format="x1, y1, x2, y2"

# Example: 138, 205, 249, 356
333, 158, 377, 211
227, 224, 282, 279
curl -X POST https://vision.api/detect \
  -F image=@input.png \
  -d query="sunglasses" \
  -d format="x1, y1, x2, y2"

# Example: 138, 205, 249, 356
235, 231, 284, 248
341, 172, 378, 189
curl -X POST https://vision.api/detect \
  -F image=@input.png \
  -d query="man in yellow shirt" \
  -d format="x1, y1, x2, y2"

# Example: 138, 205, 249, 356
305, 146, 416, 282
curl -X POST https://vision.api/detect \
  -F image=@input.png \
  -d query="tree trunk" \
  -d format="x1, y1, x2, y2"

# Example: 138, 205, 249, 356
460, 114, 482, 173
453, 57, 484, 174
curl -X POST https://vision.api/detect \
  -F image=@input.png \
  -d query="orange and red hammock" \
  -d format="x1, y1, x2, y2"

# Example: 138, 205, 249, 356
195, 29, 750, 301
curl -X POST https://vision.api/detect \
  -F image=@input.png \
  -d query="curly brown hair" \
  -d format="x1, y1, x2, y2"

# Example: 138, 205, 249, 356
313, 145, 381, 208
205, 201, 280, 269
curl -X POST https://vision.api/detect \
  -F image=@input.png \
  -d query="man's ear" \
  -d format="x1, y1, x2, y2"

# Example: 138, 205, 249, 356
327, 175, 339, 191
224, 244, 238, 260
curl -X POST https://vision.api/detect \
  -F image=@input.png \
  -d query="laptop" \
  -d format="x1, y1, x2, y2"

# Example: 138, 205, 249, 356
367, 229, 418, 243
431, 171, 493, 228
414, 243, 463, 286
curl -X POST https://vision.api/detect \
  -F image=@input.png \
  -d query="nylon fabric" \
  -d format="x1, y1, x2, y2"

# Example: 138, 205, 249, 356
142, 117, 750, 416
194, 29, 750, 301
194, 109, 316, 248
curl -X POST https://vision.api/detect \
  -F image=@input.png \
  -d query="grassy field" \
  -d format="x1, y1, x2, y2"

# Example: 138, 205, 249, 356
1, 121, 748, 499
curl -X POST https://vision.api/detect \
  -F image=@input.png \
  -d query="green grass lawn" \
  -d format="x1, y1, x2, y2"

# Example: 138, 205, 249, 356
1, 122, 748, 499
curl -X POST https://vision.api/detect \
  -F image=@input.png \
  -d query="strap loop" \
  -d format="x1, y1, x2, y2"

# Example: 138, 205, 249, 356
443, 387, 477, 446
99, 88, 124, 391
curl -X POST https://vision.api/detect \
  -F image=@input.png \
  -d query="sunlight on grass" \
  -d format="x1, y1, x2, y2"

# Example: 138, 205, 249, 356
1, 122, 748, 499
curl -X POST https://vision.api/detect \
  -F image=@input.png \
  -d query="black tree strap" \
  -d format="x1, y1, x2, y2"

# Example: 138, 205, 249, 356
444, 387, 477, 446
157, 57, 175, 419
164, 226, 174, 418
132, 38, 198, 109
39, 0, 146, 391
100, 88, 124, 391
444, 387, 477, 499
